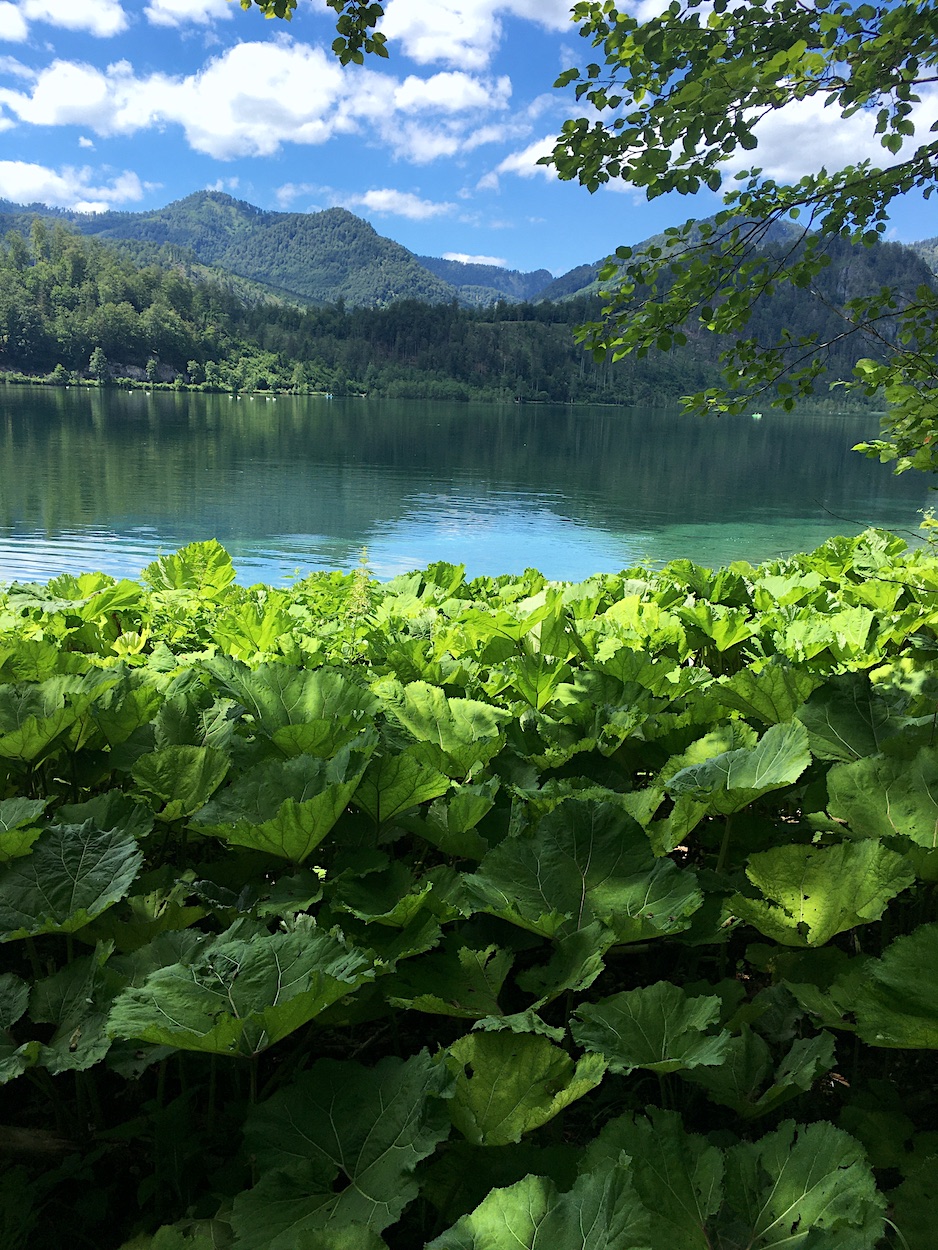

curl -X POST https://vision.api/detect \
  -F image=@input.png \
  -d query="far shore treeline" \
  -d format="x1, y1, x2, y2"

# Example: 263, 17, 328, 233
0, 215, 918, 406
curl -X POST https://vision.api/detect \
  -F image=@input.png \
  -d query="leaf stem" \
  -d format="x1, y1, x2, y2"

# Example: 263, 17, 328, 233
716, 814, 733, 876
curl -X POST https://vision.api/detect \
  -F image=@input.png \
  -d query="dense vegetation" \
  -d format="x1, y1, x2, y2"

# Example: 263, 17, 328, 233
1, 531, 936, 1248
2, 212, 925, 406
0, 219, 722, 402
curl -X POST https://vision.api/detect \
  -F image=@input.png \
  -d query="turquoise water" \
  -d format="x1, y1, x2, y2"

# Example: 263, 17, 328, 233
0, 386, 930, 583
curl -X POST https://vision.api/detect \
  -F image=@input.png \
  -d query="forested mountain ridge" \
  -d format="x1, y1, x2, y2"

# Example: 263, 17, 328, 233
415, 255, 555, 305
0, 193, 458, 309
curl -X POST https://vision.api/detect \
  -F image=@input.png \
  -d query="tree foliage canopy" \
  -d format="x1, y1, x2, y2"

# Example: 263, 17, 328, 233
545, 0, 938, 472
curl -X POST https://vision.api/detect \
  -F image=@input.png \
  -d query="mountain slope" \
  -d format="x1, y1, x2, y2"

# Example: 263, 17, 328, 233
416, 255, 554, 304
0, 192, 459, 308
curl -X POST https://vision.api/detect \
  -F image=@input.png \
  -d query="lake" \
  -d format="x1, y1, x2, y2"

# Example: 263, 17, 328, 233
0, 385, 931, 585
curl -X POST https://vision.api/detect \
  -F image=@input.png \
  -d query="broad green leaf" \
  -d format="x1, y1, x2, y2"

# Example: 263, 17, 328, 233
404, 777, 499, 860
683, 1028, 835, 1119
421, 1140, 578, 1229
796, 673, 894, 761
0, 817, 145, 942
890, 1152, 938, 1250
712, 662, 822, 724
232, 1051, 453, 1245
581, 1107, 722, 1250
571, 981, 730, 1075
142, 539, 236, 595
445, 1031, 606, 1145
827, 747, 938, 848
667, 721, 811, 816
0, 972, 36, 1085
426, 1164, 653, 1250
0, 797, 46, 863
108, 921, 373, 1056
381, 680, 510, 776
30, 946, 120, 1073
720, 1120, 885, 1248
850, 923, 938, 1047
472, 1011, 566, 1043
731, 841, 915, 947
207, 658, 378, 735
0, 681, 78, 763
132, 745, 230, 820
464, 799, 702, 941
354, 747, 451, 826
0, 1037, 40, 1085
333, 861, 433, 929
516, 921, 614, 1006
118, 1219, 233, 1250
193, 738, 374, 862
384, 938, 513, 1018
0, 973, 28, 1030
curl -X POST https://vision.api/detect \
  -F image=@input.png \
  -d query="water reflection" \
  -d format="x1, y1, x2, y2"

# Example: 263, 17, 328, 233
0, 386, 929, 583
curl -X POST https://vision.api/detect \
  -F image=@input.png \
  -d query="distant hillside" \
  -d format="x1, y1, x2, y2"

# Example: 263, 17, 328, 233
416, 255, 554, 304
909, 237, 938, 273
0, 192, 458, 309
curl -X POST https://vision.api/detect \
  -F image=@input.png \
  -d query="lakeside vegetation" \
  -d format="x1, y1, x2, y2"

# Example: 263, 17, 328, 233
1, 532, 937, 1248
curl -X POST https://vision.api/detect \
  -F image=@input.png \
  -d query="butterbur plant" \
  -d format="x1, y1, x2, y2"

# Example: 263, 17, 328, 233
0, 531, 936, 1248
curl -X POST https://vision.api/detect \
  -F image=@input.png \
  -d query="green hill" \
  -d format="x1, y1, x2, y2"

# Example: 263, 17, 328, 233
0, 192, 459, 309
416, 255, 554, 304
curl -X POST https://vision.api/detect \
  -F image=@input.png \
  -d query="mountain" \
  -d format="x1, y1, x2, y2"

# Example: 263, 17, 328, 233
416, 255, 554, 305
909, 237, 938, 273
0, 192, 458, 308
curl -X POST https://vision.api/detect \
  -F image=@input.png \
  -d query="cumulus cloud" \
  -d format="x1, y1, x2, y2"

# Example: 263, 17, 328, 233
0, 160, 146, 210
0, 3, 28, 43
380, 0, 572, 70
0, 40, 515, 163
78, 135, 95, 148
145, 0, 232, 26
341, 188, 456, 219
22, 0, 129, 37
479, 133, 556, 189
444, 251, 507, 266
721, 89, 938, 183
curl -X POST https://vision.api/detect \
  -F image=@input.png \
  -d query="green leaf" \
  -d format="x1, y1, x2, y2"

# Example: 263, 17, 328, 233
445, 1031, 606, 1145
796, 673, 895, 761
141, 540, 236, 595
581, 1107, 722, 1249
207, 658, 378, 736
0, 816, 145, 942
132, 746, 230, 820
713, 662, 822, 724
827, 747, 938, 848
30, 946, 120, 1073
683, 1027, 836, 1119
464, 799, 702, 940
731, 840, 915, 947
193, 738, 375, 862
232, 1052, 453, 1245
384, 938, 513, 1018
720, 1120, 885, 1247
890, 1152, 938, 1250
667, 721, 811, 815
381, 681, 510, 776
0, 798, 46, 863
850, 923, 938, 1047
516, 921, 614, 1006
571, 981, 730, 1075
425, 1165, 653, 1250
108, 921, 373, 1056
354, 747, 451, 826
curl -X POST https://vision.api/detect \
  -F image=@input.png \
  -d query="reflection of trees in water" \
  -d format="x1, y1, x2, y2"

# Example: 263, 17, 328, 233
0, 387, 926, 542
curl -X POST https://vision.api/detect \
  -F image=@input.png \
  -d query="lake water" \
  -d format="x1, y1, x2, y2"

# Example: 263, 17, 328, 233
0, 385, 931, 585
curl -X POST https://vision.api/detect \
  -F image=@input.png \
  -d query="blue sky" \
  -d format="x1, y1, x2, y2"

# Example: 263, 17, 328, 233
0, 0, 934, 278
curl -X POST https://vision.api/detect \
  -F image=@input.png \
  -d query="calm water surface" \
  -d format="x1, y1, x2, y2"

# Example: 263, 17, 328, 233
0, 386, 931, 584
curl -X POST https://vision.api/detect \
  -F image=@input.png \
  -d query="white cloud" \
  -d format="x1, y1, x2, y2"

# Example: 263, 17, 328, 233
444, 251, 507, 266
0, 55, 34, 79
0, 160, 146, 210
380, 0, 572, 70
0, 3, 28, 43
145, 0, 232, 26
342, 188, 456, 219
721, 89, 938, 183
78, 135, 94, 148
21, 0, 129, 37
479, 133, 556, 188
0, 40, 515, 163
